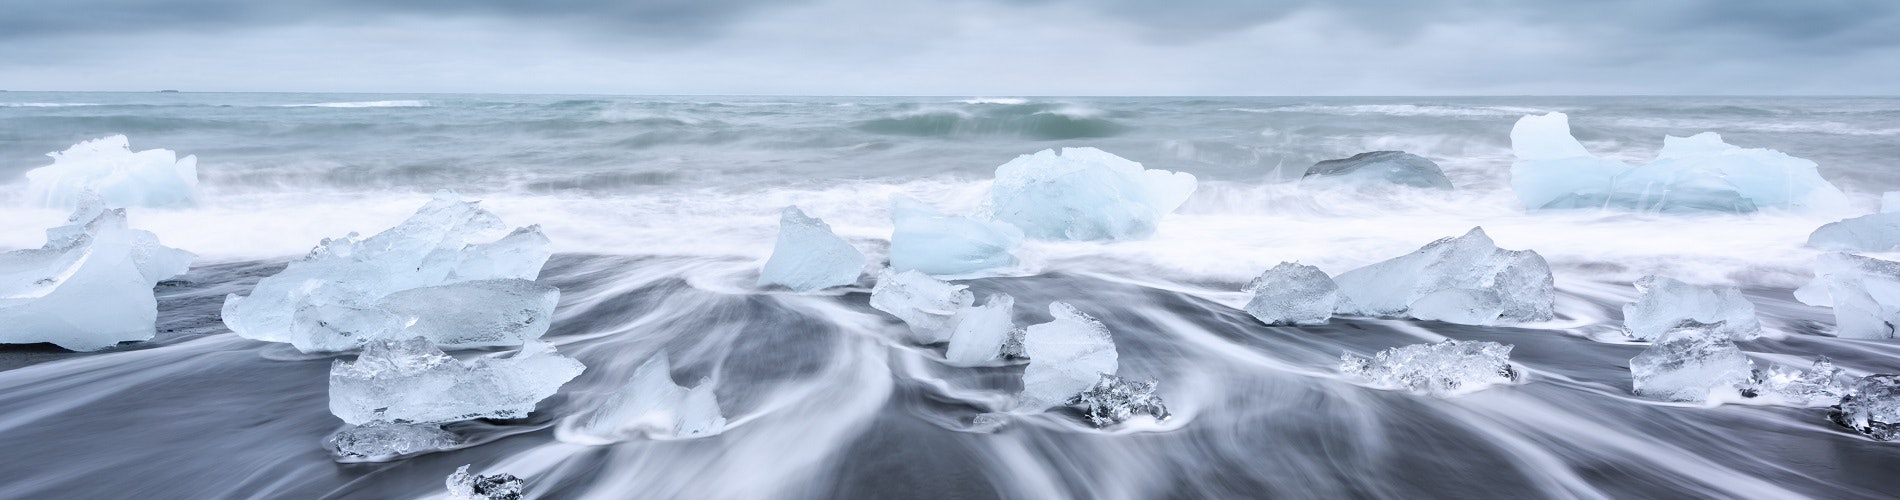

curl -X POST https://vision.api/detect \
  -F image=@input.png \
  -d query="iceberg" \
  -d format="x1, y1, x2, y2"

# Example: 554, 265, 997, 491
1020, 302, 1119, 408
326, 421, 458, 460
757, 206, 866, 291
329, 338, 585, 425
1808, 212, 1900, 252
1332, 227, 1554, 325
1830, 375, 1900, 441
222, 191, 556, 353
1, 195, 194, 351
869, 268, 974, 343
944, 293, 1019, 366
1243, 262, 1338, 326
1067, 374, 1170, 427
1885, 192, 1900, 213
1629, 323, 1753, 402
888, 195, 1022, 276
1509, 112, 1847, 214
1750, 357, 1852, 407
25, 135, 199, 209
984, 147, 1196, 241
1622, 275, 1761, 341
1794, 252, 1900, 339
1300, 151, 1453, 190
447, 465, 524, 500
1339, 340, 1519, 396
569, 352, 726, 442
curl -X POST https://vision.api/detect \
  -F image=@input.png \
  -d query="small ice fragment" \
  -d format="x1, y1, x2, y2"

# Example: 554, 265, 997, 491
984, 147, 1197, 241
1750, 357, 1852, 407
1794, 252, 1900, 339
889, 195, 1023, 276
1332, 227, 1554, 325
1300, 151, 1453, 190
1830, 375, 1900, 441
1808, 212, 1900, 252
447, 465, 524, 500
969, 413, 1010, 433
328, 338, 584, 425
1622, 275, 1761, 341
1339, 340, 1518, 397
1243, 262, 1337, 325
0, 196, 194, 350
945, 293, 1018, 366
1020, 302, 1119, 408
325, 421, 457, 460
25, 135, 199, 209
572, 352, 727, 442
869, 268, 974, 343
1067, 374, 1170, 427
1629, 323, 1754, 402
757, 206, 866, 291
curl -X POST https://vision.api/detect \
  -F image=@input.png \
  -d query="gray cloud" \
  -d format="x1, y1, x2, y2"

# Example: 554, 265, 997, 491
0, 0, 805, 40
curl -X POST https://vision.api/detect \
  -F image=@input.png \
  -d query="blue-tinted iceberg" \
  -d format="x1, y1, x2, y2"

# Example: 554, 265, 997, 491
889, 195, 1022, 276
1340, 340, 1518, 396
222, 191, 555, 353
1795, 252, 1900, 339
1020, 302, 1119, 408
944, 293, 1019, 366
1831, 375, 1900, 441
869, 268, 974, 343
562, 352, 726, 443
1333, 227, 1554, 325
1808, 212, 1900, 252
1243, 262, 1338, 326
984, 147, 1196, 241
25, 135, 199, 209
1622, 275, 1761, 341
1510, 112, 1847, 214
1629, 323, 1753, 402
329, 338, 584, 425
1300, 151, 1452, 190
1884, 192, 1900, 213
1, 196, 194, 350
757, 206, 866, 291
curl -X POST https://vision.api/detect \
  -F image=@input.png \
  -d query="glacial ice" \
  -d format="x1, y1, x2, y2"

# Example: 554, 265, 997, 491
1885, 192, 1900, 213
221, 191, 555, 353
984, 147, 1197, 241
1794, 252, 1900, 339
1339, 340, 1518, 397
1067, 374, 1170, 427
1510, 112, 1847, 214
1831, 375, 1900, 441
326, 421, 458, 460
1622, 275, 1761, 341
572, 352, 727, 442
0, 196, 194, 351
329, 338, 585, 425
757, 206, 866, 291
1751, 357, 1852, 407
944, 293, 1019, 366
1629, 323, 1754, 402
1300, 151, 1453, 190
447, 465, 524, 500
1332, 227, 1554, 325
1808, 212, 1900, 252
1020, 302, 1119, 408
1243, 262, 1338, 326
25, 135, 199, 209
869, 268, 974, 343
888, 195, 1023, 276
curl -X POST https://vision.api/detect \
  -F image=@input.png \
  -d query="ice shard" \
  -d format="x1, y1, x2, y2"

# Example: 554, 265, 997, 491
888, 195, 1023, 276
944, 293, 1018, 366
25, 135, 199, 209
984, 147, 1196, 241
1629, 323, 1754, 402
568, 352, 727, 442
1300, 151, 1453, 190
326, 421, 458, 460
1795, 252, 1900, 339
1340, 340, 1519, 396
329, 338, 585, 425
1808, 212, 1900, 252
757, 206, 866, 291
0, 195, 194, 351
1243, 262, 1338, 326
1830, 375, 1900, 441
1751, 357, 1852, 407
1332, 227, 1554, 325
869, 268, 974, 343
1067, 374, 1170, 427
1622, 275, 1761, 341
1020, 302, 1119, 408
447, 465, 525, 500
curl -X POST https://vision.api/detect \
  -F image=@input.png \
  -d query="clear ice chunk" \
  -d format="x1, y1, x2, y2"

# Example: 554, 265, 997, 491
328, 338, 585, 425
1510, 112, 1847, 214
1629, 323, 1754, 402
1750, 357, 1852, 407
1020, 302, 1119, 408
222, 191, 554, 353
1339, 340, 1519, 396
0, 196, 194, 350
326, 421, 458, 460
1243, 262, 1338, 326
1808, 212, 1900, 252
1622, 275, 1761, 341
888, 195, 1023, 276
1795, 252, 1900, 339
447, 465, 524, 500
1067, 374, 1170, 427
945, 293, 1018, 366
1300, 151, 1453, 190
1332, 227, 1554, 325
569, 352, 727, 442
869, 268, 974, 343
1830, 375, 1900, 441
757, 206, 866, 292
25, 135, 199, 209
984, 147, 1196, 241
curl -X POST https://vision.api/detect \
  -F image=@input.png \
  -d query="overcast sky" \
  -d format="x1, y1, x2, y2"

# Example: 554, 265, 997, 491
1, 0, 1896, 95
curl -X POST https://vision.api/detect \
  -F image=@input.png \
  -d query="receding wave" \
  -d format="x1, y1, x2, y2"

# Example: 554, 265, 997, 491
275, 100, 431, 108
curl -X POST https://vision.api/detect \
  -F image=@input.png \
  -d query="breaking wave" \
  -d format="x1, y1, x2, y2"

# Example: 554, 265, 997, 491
276, 100, 432, 108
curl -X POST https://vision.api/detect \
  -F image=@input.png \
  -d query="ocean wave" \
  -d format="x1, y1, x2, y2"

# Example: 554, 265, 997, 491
1223, 104, 1555, 117
855, 103, 1124, 140
961, 97, 1029, 105
0, 102, 103, 108
275, 100, 431, 108
1614, 117, 1900, 136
